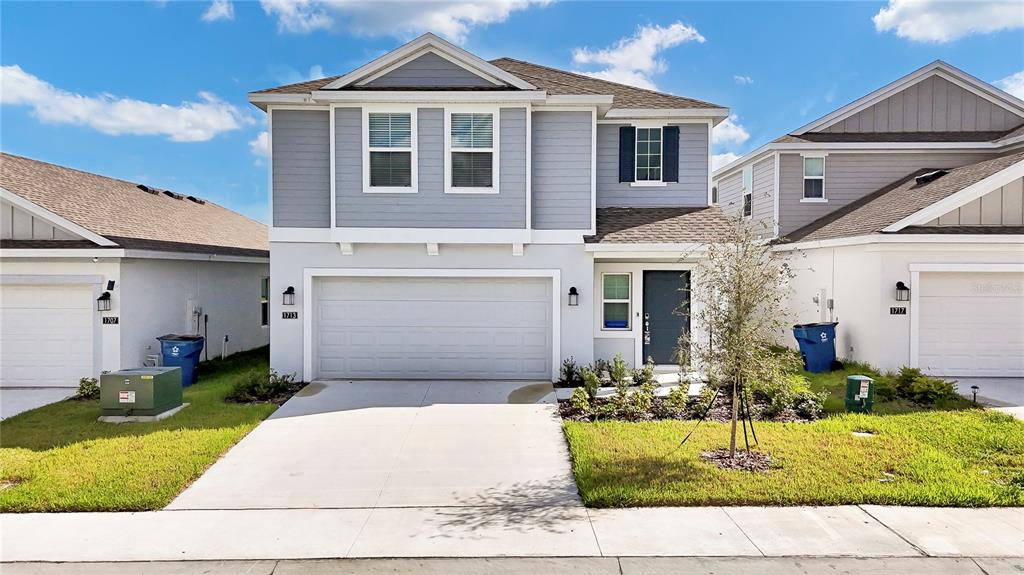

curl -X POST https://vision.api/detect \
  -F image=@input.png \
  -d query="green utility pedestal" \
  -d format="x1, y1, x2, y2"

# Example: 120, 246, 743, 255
845, 375, 875, 413
100, 367, 183, 417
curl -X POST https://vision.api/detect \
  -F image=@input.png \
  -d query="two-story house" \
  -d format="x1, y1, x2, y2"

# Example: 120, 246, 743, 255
714, 61, 1024, 379
251, 34, 732, 382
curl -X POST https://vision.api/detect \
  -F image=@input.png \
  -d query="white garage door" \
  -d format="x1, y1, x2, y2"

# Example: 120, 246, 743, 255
314, 277, 552, 380
0, 284, 95, 388
918, 272, 1024, 377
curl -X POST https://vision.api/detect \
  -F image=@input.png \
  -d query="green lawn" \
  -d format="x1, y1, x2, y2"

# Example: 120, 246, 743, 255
0, 348, 275, 512
804, 362, 975, 415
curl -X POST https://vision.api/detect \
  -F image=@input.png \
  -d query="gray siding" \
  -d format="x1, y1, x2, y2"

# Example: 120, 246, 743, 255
272, 109, 330, 228
597, 123, 709, 207
822, 76, 1023, 133
778, 151, 996, 236
716, 171, 743, 217
531, 111, 593, 229
336, 107, 527, 229
364, 52, 497, 88
927, 176, 1024, 226
714, 156, 774, 236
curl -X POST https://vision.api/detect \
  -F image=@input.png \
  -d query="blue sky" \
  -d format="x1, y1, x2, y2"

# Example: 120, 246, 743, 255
2, 1, 1022, 222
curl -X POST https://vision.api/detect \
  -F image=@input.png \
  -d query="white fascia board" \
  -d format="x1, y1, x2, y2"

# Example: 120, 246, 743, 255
584, 242, 710, 253
248, 93, 317, 108
531, 230, 587, 244
122, 250, 269, 264
882, 159, 1024, 232
0, 249, 126, 258
269, 228, 333, 242
908, 262, 1024, 273
793, 61, 1024, 135
0, 187, 117, 246
321, 33, 536, 91
310, 90, 546, 104
604, 108, 730, 120
333, 228, 531, 244
774, 233, 1024, 251
540, 95, 614, 106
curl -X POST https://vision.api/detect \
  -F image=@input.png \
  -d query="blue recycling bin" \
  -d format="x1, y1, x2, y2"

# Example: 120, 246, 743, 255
157, 334, 205, 386
792, 322, 838, 373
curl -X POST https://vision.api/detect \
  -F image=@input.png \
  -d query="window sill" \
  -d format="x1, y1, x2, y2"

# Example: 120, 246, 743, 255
800, 198, 828, 203
363, 187, 418, 194
445, 188, 500, 195
630, 181, 668, 188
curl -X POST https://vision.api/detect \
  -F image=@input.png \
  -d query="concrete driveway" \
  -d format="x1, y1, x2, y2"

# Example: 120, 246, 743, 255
169, 380, 579, 510
0, 388, 74, 420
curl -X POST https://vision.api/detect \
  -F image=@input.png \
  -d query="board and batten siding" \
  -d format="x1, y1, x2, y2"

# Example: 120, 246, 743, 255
531, 111, 593, 230
363, 52, 498, 88
271, 109, 331, 228
597, 123, 709, 207
335, 107, 527, 229
778, 151, 996, 236
714, 155, 775, 236
0, 198, 79, 240
926, 176, 1024, 226
822, 75, 1023, 133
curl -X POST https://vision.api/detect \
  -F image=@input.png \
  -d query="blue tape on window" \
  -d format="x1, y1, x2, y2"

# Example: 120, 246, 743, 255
604, 320, 628, 329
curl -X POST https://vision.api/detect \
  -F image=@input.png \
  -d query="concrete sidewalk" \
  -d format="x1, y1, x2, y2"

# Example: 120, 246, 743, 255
2, 505, 1022, 563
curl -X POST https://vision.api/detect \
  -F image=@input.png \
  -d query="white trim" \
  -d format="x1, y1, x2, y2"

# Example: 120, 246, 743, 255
800, 198, 829, 204
591, 108, 598, 234
329, 106, 336, 228
909, 268, 920, 368
772, 151, 781, 238
333, 228, 531, 244
362, 106, 419, 194
267, 108, 274, 226
531, 230, 586, 244
634, 125, 664, 184
539, 95, 614, 106
444, 105, 500, 194
792, 61, 1024, 135
122, 250, 269, 264
0, 249, 126, 258
248, 93, 315, 106
741, 165, 753, 219
604, 108, 730, 119
0, 274, 104, 285
0, 187, 117, 246
322, 33, 536, 91
908, 262, 1024, 273
706, 120, 714, 206
302, 268, 561, 381
356, 46, 504, 88
774, 233, 1024, 251
585, 242, 710, 254
600, 272, 632, 331
311, 90, 547, 104
883, 159, 1024, 232
801, 155, 826, 201
526, 102, 533, 231
269, 228, 333, 242
630, 181, 668, 188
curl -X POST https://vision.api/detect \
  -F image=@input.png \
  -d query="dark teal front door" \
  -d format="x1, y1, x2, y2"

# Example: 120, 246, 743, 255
642, 271, 691, 365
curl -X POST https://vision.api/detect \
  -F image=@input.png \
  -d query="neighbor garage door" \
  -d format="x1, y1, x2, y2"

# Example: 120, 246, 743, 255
0, 284, 95, 387
314, 276, 552, 380
918, 272, 1024, 377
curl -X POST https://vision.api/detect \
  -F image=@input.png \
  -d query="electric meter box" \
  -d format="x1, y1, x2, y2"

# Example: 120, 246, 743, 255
100, 367, 183, 416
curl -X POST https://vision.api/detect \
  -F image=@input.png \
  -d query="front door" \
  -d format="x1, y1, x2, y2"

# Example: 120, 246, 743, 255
642, 271, 690, 365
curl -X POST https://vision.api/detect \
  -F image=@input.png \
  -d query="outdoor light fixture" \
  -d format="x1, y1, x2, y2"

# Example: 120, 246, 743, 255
971, 385, 979, 404
568, 287, 579, 306
96, 291, 112, 312
895, 281, 911, 301
282, 286, 296, 306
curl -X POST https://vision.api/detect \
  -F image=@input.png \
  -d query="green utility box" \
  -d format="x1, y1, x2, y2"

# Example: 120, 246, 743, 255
100, 367, 183, 416
844, 375, 875, 413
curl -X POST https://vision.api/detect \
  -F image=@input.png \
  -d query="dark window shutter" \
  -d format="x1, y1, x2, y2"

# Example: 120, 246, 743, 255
618, 126, 636, 182
662, 126, 679, 183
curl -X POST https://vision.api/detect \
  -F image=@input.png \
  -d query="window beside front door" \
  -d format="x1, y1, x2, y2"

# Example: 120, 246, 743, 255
602, 273, 631, 330
260, 277, 269, 327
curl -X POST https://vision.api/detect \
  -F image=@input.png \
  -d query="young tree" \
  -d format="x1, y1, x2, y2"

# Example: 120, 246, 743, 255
679, 216, 801, 457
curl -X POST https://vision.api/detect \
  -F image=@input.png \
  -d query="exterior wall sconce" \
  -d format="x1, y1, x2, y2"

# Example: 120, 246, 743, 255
97, 291, 112, 311
568, 287, 579, 306
895, 281, 910, 302
282, 286, 296, 306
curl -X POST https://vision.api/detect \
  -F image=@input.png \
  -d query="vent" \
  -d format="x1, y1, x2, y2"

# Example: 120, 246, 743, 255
163, 190, 185, 200
186, 195, 206, 205
136, 184, 160, 195
915, 170, 948, 185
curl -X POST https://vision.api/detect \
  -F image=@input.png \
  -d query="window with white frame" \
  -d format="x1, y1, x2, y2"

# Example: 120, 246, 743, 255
368, 112, 413, 190
260, 277, 269, 327
741, 165, 752, 218
602, 273, 631, 330
448, 111, 495, 192
803, 156, 825, 199
635, 127, 662, 182
711, 185, 719, 204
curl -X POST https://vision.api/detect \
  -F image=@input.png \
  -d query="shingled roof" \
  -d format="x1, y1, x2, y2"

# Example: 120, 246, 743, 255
0, 153, 268, 257
782, 150, 1024, 243
586, 206, 734, 244
251, 58, 723, 111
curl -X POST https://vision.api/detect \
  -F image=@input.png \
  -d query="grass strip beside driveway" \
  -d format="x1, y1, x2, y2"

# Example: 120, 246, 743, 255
0, 350, 275, 512
565, 410, 1024, 507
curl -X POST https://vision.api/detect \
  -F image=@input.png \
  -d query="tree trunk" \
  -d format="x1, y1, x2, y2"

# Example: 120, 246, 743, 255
729, 376, 739, 457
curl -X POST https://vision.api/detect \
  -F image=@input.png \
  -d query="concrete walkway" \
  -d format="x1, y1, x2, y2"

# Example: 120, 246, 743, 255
2, 506, 1022, 562
0, 388, 74, 420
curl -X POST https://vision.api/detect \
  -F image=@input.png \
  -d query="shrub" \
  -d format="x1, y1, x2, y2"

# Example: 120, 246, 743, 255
609, 353, 630, 386
73, 377, 100, 400
793, 390, 826, 420
631, 356, 656, 387
580, 366, 601, 400
568, 387, 591, 414
226, 369, 301, 403
750, 373, 828, 420
625, 382, 656, 419
559, 356, 583, 386
593, 358, 612, 382
878, 367, 958, 405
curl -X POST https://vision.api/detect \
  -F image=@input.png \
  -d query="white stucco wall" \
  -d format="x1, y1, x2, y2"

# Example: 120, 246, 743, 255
119, 258, 270, 366
784, 240, 1024, 372
269, 242, 595, 381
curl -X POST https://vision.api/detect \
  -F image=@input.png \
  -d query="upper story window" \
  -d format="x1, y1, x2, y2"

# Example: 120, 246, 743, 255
364, 109, 417, 193
742, 165, 753, 218
711, 185, 719, 204
803, 156, 825, 201
618, 125, 679, 186
446, 109, 498, 194
636, 127, 662, 182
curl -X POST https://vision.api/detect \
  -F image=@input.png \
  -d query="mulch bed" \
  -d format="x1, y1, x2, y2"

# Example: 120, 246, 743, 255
700, 448, 773, 472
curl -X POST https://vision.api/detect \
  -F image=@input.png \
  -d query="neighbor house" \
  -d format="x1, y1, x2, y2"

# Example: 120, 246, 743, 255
0, 153, 271, 389
713, 61, 1024, 378
251, 33, 732, 382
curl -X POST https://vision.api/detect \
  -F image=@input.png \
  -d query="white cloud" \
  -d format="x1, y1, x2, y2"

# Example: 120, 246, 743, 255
733, 75, 753, 85
0, 65, 249, 142
873, 0, 1024, 43
571, 22, 704, 90
712, 153, 740, 171
250, 130, 269, 157
995, 70, 1024, 99
259, 0, 548, 43
202, 0, 234, 22
712, 115, 749, 146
